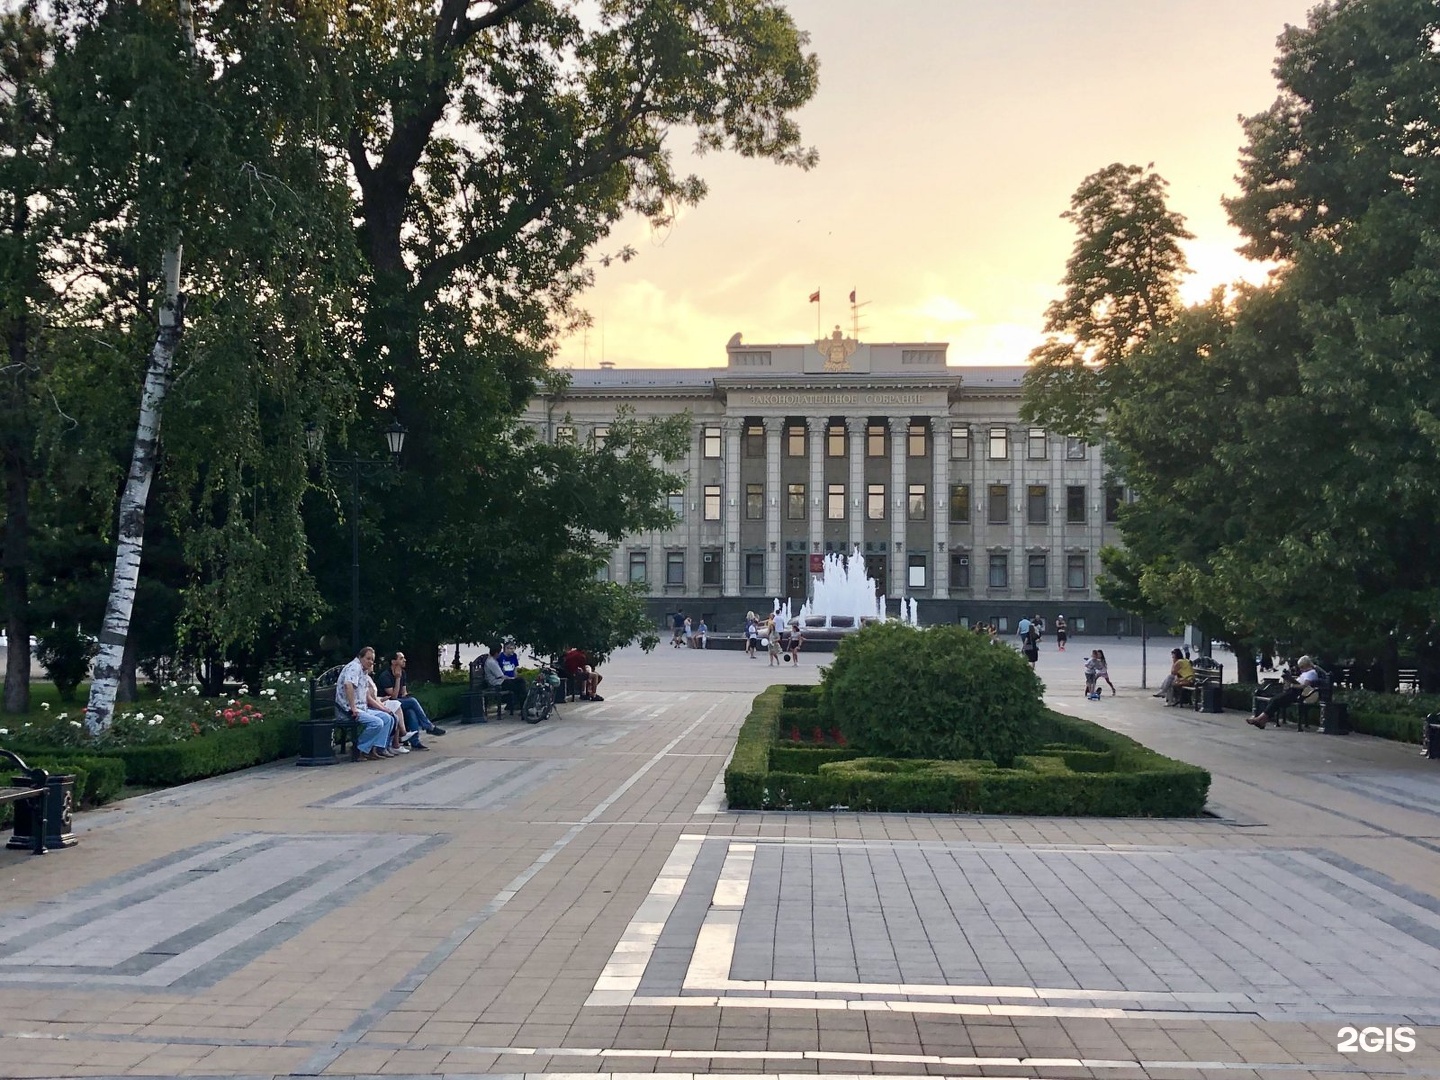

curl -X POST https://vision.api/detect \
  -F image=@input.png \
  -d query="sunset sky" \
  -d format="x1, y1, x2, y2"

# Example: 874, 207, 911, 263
553, 0, 1317, 370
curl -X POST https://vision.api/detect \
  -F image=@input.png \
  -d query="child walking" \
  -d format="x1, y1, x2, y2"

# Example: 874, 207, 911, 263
1094, 649, 1116, 695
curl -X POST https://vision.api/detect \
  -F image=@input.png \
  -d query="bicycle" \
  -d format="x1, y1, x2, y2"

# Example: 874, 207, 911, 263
522, 655, 558, 724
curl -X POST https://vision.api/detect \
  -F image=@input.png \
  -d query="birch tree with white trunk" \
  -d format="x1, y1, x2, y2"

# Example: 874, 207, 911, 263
83, 0, 195, 734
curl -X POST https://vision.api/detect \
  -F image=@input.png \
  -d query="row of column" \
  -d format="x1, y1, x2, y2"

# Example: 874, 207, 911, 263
719, 416, 951, 597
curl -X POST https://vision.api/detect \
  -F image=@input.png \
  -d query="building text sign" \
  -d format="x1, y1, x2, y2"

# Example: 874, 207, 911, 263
741, 391, 933, 408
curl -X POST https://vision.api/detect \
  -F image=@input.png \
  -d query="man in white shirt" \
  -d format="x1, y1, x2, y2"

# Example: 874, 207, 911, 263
336, 646, 396, 759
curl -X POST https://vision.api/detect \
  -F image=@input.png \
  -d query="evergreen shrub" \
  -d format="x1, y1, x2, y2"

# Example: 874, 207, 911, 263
818, 622, 1044, 766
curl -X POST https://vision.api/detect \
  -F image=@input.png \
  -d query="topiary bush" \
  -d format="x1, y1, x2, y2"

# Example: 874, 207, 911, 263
817, 622, 1045, 766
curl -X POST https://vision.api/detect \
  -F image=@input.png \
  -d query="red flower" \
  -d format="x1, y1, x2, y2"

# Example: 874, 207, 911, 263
191, 722, 200, 734
811, 726, 825, 744
240, 717, 249, 725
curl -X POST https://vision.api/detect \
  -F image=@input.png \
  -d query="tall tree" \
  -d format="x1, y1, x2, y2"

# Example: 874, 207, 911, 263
1021, 163, 1192, 441
0, 4, 55, 713
1222, 0, 1440, 662
323, 0, 819, 678
45, 0, 360, 729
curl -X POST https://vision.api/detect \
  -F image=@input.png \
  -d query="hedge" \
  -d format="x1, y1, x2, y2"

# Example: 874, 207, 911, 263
412, 682, 464, 721
726, 685, 1211, 816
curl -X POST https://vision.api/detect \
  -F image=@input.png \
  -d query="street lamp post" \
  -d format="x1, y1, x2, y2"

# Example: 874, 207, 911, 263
306, 421, 408, 654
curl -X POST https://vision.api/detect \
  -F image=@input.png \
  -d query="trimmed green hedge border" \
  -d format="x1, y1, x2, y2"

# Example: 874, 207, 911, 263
727, 685, 1211, 816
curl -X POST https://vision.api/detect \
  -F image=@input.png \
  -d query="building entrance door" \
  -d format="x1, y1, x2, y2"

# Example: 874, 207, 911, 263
785, 554, 807, 602
864, 553, 887, 599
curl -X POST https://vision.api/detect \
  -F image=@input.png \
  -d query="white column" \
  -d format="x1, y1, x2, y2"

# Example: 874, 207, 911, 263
807, 416, 827, 559
686, 422, 701, 594
890, 420, 907, 596
765, 418, 782, 595
723, 417, 743, 595
846, 416, 866, 554
932, 420, 950, 596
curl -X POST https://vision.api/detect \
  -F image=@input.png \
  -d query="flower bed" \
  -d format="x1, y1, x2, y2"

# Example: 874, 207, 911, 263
725, 684, 1211, 816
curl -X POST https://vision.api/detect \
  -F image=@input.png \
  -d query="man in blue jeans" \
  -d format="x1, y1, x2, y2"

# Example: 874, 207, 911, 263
377, 651, 446, 749
336, 646, 396, 760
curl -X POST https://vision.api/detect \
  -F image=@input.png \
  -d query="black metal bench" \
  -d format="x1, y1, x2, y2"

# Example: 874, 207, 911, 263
1178, 660, 1224, 711
0, 749, 48, 855
297, 665, 362, 766
462, 655, 507, 723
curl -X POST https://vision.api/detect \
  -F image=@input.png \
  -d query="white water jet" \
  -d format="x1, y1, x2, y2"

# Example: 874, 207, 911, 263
771, 548, 920, 632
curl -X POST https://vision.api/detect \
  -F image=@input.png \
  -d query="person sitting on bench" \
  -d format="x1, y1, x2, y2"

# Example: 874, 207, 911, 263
337, 646, 397, 759
1160, 648, 1195, 705
1248, 655, 1320, 728
482, 643, 527, 715
563, 646, 604, 701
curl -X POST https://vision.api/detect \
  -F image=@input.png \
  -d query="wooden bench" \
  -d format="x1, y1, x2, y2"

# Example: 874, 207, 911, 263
296, 665, 362, 766
0, 749, 48, 855
462, 655, 507, 723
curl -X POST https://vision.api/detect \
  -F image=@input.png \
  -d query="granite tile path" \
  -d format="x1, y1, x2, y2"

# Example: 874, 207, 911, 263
1, 639, 1438, 1079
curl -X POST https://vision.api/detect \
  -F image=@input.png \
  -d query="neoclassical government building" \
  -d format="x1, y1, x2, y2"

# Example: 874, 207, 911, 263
527, 331, 1128, 633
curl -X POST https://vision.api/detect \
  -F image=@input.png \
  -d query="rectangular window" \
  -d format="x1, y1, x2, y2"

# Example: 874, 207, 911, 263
744, 552, 764, 588
595, 562, 611, 582
1066, 485, 1086, 524
556, 425, 576, 444
1027, 484, 1048, 526
592, 425, 609, 449
908, 553, 927, 589
1067, 553, 1087, 590
703, 484, 721, 521
949, 484, 970, 523
746, 483, 763, 520
745, 424, 765, 458
1066, 436, 1086, 460
988, 426, 1008, 460
787, 482, 805, 520
1028, 553, 1047, 589
827, 483, 846, 520
951, 426, 970, 460
787, 425, 805, 457
867, 483, 885, 520
665, 551, 685, 586
988, 484, 1009, 524
703, 426, 721, 458
628, 551, 647, 584
701, 549, 721, 586
988, 552, 1008, 589
1105, 484, 1124, 523
908, 483, 927, 521
1027, 427, 1047, 460
827, 424, 845, 457
908, 423, 927, 457
950, 552, 971, 589
667, 491, 684, 519
867, 424, 886, 457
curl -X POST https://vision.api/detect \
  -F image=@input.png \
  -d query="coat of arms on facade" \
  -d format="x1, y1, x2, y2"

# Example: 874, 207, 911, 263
815, 326, 859, 372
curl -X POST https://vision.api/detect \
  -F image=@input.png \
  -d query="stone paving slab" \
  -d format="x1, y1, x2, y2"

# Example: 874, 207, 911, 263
2, 642, 1440, 1079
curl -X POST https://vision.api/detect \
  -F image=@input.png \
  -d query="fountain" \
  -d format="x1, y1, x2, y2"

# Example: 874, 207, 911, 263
771, 548, 919, 634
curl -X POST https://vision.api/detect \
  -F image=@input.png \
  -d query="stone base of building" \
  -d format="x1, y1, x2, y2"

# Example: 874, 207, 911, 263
646, 598, 1136, 639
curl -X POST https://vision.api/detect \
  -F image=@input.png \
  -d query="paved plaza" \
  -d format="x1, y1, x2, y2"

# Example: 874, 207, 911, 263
2, 639, 1440, 1079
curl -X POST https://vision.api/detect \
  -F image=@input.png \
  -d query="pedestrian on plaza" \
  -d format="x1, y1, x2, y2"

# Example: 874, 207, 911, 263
672, 612, 686, 648
682, 614, 693, 648
1094, 649, 1117, 695
1022, 622, 1040, 666
1017, 614, 1031, 644
764, 616, 781, 666
744, 611, 759, 658
1055, 615, 1068, 651
785, 619, 804, 665
696, 619, 708, 649
1083, 651, 1100, 699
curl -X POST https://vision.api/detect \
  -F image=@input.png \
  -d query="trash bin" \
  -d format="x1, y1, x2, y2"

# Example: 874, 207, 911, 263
7, 773, 77, 850
1321, 700, 1350, 735
1201, 683, 1224, 714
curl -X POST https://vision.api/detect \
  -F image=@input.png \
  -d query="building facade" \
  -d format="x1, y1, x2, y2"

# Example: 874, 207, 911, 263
526, 332, 1128, 634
